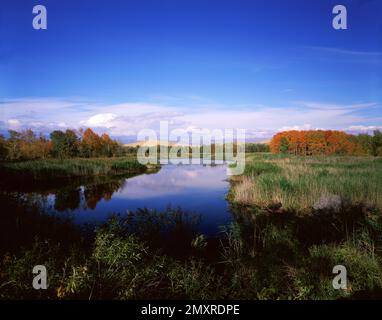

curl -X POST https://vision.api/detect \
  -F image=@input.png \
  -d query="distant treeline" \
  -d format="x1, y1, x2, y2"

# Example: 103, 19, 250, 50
270, 130, 382, 156
5, 127, 378, 161
0, 128, 272, 161
245, 143, 270, 153
0, 128, 126, 161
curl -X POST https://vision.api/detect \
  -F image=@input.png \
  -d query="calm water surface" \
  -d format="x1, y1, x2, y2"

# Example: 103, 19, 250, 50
39, 164, 232, 236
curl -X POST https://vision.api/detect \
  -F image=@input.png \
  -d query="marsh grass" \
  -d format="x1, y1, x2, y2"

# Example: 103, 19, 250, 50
1, 199, 382, 300
232, 154, 382, 212
0, 158, 150, 184
0, 201, 221, 300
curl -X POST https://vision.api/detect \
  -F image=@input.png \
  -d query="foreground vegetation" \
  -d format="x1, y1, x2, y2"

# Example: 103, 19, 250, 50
1, 201, 381, 300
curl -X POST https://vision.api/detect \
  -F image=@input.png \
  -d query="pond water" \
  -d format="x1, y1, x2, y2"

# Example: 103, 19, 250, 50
32, 164, 233, 236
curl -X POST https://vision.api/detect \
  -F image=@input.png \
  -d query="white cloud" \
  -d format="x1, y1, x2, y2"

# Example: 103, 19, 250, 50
306, 46, 382, 58
7, 119, 22, 128
1, 97, 380, 141
303, 46, 382, 65
346, 125, 382, 132
80, 113, 117, 128
297, 101, 376, 111
277, 124, 313, 132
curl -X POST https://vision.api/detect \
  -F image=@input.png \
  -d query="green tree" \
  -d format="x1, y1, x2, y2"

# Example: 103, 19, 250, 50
0, 135, 8, 160
64, 130, 79, 157
279, 137, 290, 154
50, 130, 67, 158
372, 130, 382, 156
50, 130, 79, 159
245, 143, 270, 153
355, 134, 373, 155
7, 130, 22, 160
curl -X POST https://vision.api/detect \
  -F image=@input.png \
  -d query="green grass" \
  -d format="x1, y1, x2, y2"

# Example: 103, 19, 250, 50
0, 157, 155, 182
231, 153, 382, 212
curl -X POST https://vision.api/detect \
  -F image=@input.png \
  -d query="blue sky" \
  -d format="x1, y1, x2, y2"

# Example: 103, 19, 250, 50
1, 0, 382, 141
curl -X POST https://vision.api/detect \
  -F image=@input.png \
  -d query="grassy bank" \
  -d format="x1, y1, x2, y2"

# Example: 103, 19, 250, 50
230, 153, 382, 213
1, 204, 382, 300
0, 157, 158, 183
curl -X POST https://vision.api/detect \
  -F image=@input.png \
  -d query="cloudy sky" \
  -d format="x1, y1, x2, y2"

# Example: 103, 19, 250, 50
1, 0, 382, 142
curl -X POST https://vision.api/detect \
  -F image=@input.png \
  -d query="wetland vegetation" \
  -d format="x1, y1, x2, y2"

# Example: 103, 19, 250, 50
1, 129, 382, 300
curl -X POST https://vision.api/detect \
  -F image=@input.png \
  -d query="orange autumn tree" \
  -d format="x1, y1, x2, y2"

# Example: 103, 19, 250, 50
0, 128, 123, 160
79, 128, 122, 157
100, 133, 120, 157
270, 130, 360, 156
7, 129, 52, 160
80, 128, 102, 157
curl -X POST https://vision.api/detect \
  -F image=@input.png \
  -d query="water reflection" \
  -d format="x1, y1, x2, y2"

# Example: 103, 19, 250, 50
115, 165, 228, 198
18, 165, 232, 236
52, 188, 79, 211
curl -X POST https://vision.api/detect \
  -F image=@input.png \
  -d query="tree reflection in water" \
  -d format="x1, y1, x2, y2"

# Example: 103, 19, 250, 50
4, 174, 137, 213
4, 165, 231, 237
83, 179, 126, 210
